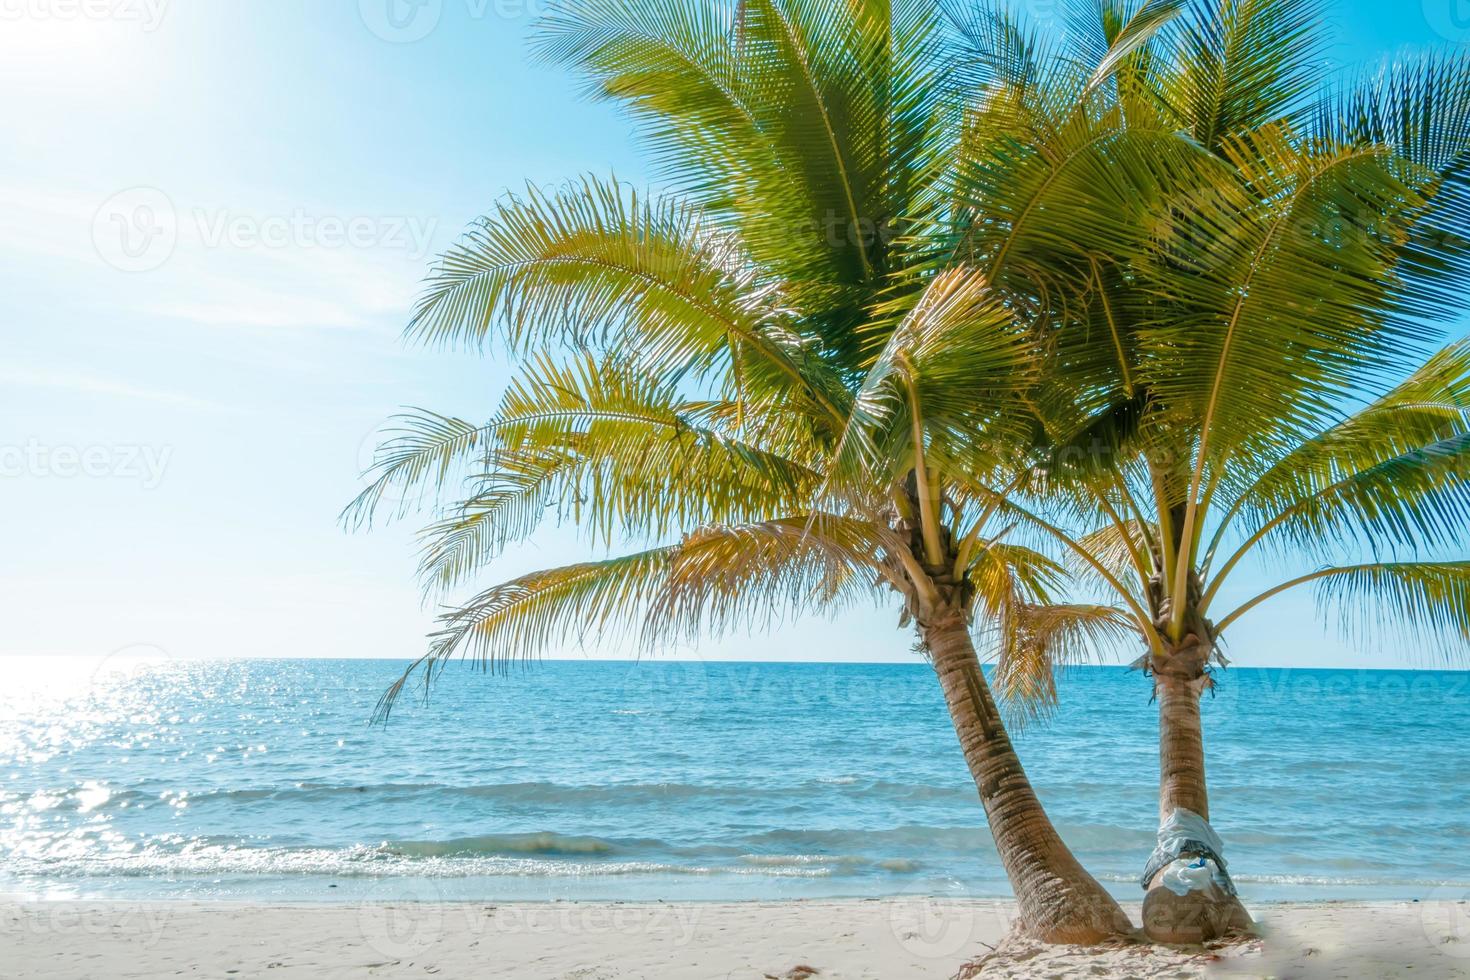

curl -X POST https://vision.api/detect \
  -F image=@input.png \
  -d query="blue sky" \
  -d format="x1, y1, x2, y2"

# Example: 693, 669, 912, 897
1, 0, 1463, 668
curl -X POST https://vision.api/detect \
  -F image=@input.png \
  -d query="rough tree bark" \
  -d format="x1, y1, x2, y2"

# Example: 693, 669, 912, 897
926, 610, 1133, 944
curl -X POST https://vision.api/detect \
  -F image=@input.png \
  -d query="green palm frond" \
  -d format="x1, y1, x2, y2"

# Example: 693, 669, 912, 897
966, 540, 1068, 615
343, 410, 488, 528
382, 514, 889, 719
1251, 433, 1470, 558
408, 352, 826, 594
948, 98, 1217, 308
1200, 340, 1470, 597
1313, 561, 1470, 660
538, 0, 950, 363
943, 0, 1078, 103
1316, 51, 1470, 327
1063, 0, 1187, 99
376, 545, 677, 720
408, 175, 747, 359
832, 267, 1036, 487
410, 176, 842, 410
413, 447, 579, 593
1223, 339, 1470, 520
535, 0, 765, 181
490, 352, 822, 541
1139, 130, 1434, 486
1158, 0, 1328, 150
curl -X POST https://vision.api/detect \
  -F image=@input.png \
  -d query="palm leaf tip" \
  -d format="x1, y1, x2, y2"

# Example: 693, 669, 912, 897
993, 602, 1137, 728
1316, 561, 1470, 662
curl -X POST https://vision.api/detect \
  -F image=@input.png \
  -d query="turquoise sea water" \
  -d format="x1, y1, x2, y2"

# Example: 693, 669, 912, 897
1, 658, 1466, 904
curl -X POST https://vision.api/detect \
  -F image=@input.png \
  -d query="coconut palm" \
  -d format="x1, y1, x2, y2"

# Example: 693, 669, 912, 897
963, 0, 1470, 942
343, 0, 1174, 939
346, 182, 1134, 942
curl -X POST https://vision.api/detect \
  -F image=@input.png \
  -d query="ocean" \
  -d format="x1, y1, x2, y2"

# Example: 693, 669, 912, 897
2, 658, 1466, 904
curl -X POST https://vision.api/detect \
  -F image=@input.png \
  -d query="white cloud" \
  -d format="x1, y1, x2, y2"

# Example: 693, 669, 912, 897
0, 363, 225, 412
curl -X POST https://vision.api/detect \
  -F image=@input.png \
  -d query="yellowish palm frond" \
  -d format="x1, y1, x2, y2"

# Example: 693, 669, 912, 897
376, 546, 678, 720
652, 515, 890, 639
991, 602, 1138, 726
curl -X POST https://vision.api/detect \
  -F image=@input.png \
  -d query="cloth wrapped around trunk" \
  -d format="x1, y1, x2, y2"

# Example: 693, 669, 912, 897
1140, 807, 1237, 897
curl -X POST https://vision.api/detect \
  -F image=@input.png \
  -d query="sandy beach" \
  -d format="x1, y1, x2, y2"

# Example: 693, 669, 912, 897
4, 898, 1467, 979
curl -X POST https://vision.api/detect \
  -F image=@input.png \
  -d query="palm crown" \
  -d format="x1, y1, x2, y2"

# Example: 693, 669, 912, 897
346, 0, 1192, 942
960, 0, 1470, 942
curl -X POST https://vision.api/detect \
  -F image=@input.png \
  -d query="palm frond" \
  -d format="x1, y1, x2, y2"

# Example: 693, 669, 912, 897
1159, 0, 1328, 150
538, 0, 950, 364
967, 540, 1070, 616
343, 411, 488, 528
1315, 50, 1470, 329
1138, 130, 1434, 481
1076, 518, 1155, 584
1314, 561, 1470, 661
376, 546, 677, 720
652, 514, 888, 638
991, 602, 1137, 726
831, 267, 1036, 489
414, 447, 579, 593
1205, 340, 1470, 578
410, 175, 840, 409
411, 352, 825, 591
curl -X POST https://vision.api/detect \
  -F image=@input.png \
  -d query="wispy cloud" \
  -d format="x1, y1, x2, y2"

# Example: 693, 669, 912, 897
0, 364, 227, 412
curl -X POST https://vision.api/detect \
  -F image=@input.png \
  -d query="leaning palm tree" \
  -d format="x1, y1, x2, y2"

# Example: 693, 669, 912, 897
958, 0, 1470, 942
342, 0, 1195, 939
348, 182, 1133, 942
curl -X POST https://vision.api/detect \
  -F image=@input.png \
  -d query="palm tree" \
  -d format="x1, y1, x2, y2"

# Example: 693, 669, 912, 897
962, 0, 1470, 943
344, 0, 1161, 939
348, 182, 1132, 943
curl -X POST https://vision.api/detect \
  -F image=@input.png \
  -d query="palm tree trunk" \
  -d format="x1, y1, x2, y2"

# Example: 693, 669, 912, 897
1142, 668, 1253, 943
925, 612, 1132, 944
1157, 673, 1210, 817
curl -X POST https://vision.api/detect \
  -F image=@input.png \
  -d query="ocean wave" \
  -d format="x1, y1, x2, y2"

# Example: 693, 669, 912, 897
3, 777, 994, 815
743, 825, 993, 852
0, 841, 841, 882
383, 833, 626, 857
1230, 873, 1470, 888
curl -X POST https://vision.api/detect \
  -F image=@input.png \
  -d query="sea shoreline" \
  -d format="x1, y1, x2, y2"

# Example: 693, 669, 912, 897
5, 897, 1467, 978
7, 662, 1467, 908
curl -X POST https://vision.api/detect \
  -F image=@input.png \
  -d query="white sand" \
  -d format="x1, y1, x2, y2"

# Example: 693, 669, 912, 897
3, 898, 1467, 979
